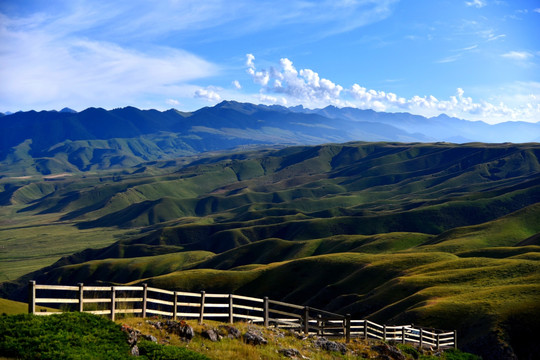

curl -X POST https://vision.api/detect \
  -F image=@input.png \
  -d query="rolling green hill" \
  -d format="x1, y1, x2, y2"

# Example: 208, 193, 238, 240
1, 141, 539, 359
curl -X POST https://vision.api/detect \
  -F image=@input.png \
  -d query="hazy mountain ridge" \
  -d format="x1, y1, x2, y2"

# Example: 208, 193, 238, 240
2, 101, 538, 176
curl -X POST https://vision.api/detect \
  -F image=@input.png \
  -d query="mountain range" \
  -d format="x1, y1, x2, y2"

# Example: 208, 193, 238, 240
1, 102, 540, 359
1, 101, 539, 176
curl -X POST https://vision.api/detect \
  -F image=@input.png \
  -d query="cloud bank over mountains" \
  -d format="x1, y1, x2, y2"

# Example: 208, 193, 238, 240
245, 54, 540, 124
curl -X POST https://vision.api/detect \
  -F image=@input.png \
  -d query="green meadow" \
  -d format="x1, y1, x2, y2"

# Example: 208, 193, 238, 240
1, 142, 539, 359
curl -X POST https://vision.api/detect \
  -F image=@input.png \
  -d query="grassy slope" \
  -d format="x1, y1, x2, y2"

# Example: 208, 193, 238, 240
0, 298, 58, 315
1, 142, 540, 359
0, 311, 479, 360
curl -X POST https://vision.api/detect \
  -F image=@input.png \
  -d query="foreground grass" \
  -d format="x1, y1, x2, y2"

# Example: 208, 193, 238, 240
0, 312, 480, 360
119, 316, 479, 360
0, 313, 208, 360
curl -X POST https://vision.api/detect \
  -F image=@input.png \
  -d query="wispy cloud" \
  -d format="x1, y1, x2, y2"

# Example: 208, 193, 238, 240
465, 0, 486, 8
501, 51, 533, 60
0, 0, 399, 111
166, 99, 180, 106
232, 80, 242, 90
436, 54, 462, 63
0, 10, 218, 111
487, 34, 505, 41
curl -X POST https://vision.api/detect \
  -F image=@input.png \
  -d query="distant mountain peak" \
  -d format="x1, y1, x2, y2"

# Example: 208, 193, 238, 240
60, 107, 77, 113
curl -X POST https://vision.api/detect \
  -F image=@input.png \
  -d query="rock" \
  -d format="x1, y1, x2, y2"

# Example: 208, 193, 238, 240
371, 343, 406, 360
143, 334, 158, 343
243, 330, 268, 345
314, 337, 347, 354
165, 320, 194, 341
279, 348, 302, 358
218, 325, 242, 339
130, 345, 139, 356
120, 324, 141, 346
146, 320, 163, 330
202, 328, 222, 342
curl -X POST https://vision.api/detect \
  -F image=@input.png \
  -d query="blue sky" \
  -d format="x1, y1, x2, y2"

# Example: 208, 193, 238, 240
0, 0, 539, 124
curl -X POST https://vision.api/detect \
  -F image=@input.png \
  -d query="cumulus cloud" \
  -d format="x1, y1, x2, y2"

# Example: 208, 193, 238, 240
465, 0, 486, 8
246, 55, 540, 123
194, 88, 221, 102
245, 54, 270, 86
246, 54, 343, 106
533, 8, 540, 14
501, 51, 533, 60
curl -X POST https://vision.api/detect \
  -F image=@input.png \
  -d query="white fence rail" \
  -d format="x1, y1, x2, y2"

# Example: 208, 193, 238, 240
28, 281, 456, 349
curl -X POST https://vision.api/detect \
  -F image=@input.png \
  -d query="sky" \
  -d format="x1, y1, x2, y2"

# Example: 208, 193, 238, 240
0, 0, 539, 124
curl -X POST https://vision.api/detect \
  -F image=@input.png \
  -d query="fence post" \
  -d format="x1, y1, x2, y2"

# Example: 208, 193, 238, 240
402, 327, 406, 344
419, 328, 423, 348
78, 283, 84, 312
303, 306, 309, 335
263, 297, 269, 327
142, 284, 147, 318
454, 330, 458, 349
173, 291, 178, 321
110, 287, 116, 321
436, 333, 440, 350
228, 294, 234, 324
345, 314, 351, 343
28, 280, 36, 314
383, 324, 387, 341
199, 291, 206, 325
364, 320, 368, 338
317, 314, 322, 335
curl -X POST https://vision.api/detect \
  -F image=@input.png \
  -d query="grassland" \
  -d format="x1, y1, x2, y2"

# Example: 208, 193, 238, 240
1, 142, 539, 359
0, 311, 480, 360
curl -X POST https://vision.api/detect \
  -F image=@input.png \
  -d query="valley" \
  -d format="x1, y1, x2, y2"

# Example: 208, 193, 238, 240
1, 141, 539, 359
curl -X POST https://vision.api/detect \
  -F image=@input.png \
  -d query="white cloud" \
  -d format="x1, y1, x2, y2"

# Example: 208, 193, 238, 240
533, 8, 540, 14
245, 54, 270, 86
465, 0, 486, 8
487, 34, 505, 41
501, 51, 533, 60
232, 80, 242, 89
246, 54, 255, 69
259, 94, 287, 105
246, 55, 540, 123
166, 99, 180, 106
0, 11, 218, 111
194, 88, 222, 102
436, 54, 462, 63
246, 55, 343, 107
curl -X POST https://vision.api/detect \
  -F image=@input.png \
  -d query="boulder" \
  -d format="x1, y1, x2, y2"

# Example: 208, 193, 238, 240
165, 320, 194, 341
278, 348, 302, 358
202, 328, 222, 342
243, 330, 268, 345
143, 334, 158, 343
314, 337, 347, 354
371, 343, 406, 360
218, 325, 242, 339
130, 345, 139, 356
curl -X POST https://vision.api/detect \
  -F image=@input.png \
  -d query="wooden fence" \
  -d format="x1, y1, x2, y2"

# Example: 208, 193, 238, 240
28, 281, 456, 349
